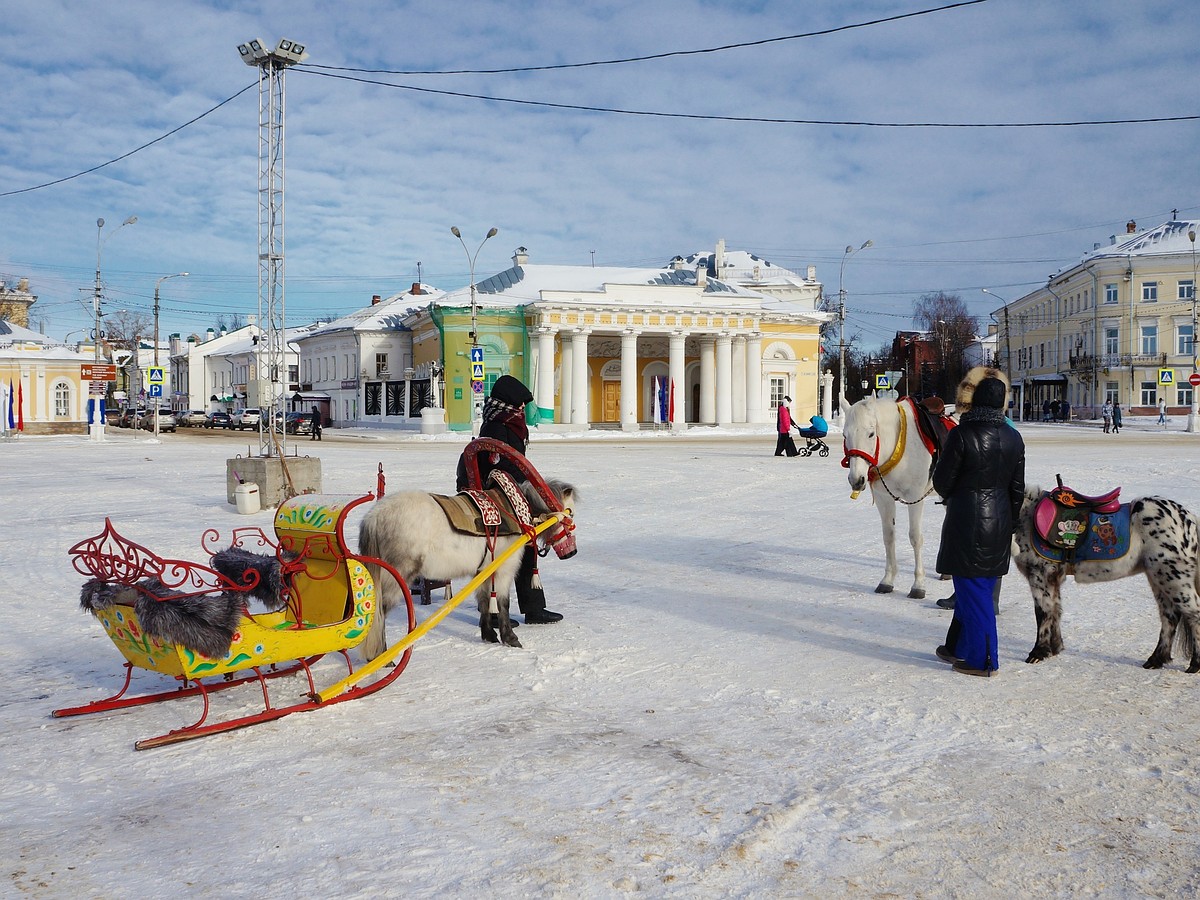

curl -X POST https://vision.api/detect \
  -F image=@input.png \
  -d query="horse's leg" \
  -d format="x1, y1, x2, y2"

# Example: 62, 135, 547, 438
477, 578, 500, 644
874, 489, 898, 594
1025, 562, 1066, 663
907, 500, 926, 599
1141, 568, 1189, 670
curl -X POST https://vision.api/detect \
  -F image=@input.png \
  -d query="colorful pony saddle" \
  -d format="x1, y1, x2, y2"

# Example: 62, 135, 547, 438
1032, 477, 1131, 564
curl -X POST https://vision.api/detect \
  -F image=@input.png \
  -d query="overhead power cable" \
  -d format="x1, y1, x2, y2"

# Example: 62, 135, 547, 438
302, 0, 992, 76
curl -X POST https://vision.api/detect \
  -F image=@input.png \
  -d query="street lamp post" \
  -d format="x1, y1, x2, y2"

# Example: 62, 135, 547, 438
92, 215, 137, 440
451, 225, 499, 424
836, 239, 873, 415
152, 272, 188, 438
1188, 229, 1198, 433
982, 288, 1013, 407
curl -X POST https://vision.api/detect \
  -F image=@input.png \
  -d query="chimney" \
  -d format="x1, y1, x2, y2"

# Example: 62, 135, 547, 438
714, 238, 726, 274
807, 265, 817, 281
1127, 220, 1137, 234
410, 282, 422, 295
513, 246, 529, 267
695, 263, 707, 288
372, 294, 382, 305
206, 328, 216, 342
670, 256, 685, 271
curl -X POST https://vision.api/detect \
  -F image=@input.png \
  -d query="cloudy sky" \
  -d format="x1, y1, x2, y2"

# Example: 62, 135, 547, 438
2, 0, 1196, 351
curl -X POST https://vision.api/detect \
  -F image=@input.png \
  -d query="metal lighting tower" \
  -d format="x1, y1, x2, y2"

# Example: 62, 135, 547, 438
238, 37, 308, 457
152, 272, 188, 438
91, 215, 137, 440
451, 225, 499, 425
836, 239, 873, 416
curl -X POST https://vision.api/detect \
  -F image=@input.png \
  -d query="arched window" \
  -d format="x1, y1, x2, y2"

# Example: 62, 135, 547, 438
54, 380, 71, 418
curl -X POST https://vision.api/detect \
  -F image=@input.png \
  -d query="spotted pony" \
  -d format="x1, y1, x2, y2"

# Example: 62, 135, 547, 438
1012, 486, 1200, 672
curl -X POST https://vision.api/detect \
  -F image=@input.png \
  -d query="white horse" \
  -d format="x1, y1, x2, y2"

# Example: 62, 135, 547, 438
841, 395, 939, 599
357, 478, 577, 658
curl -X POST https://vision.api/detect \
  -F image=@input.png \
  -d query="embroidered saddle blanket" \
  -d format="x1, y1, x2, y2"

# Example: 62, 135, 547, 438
1031, 481, 1132, 564
432, 472, 535, 538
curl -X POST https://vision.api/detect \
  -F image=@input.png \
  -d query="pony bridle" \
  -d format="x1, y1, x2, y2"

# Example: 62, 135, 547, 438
840, 401, 931, 504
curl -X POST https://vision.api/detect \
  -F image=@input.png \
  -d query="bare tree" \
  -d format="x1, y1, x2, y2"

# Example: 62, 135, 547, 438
912, 292, 978, 399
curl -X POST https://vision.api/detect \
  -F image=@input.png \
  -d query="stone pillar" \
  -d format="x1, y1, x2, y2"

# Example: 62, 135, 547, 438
821, 370, 834, 420
715, 333, 733, 426
731, 335, 747, 423
570, 329, 590, 426
535, 327, 556, 424
620, 329, 639, 431
699, 336, 716, 425
559, 339, 573, 424
745, 333, 764, 424
669, 331, 686, 431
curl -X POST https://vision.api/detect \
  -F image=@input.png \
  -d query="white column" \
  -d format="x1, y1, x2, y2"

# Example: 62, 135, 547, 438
715, 332, 733, 426
745, 333, 764, 424
620, 329, 639, 432
699, 336, 716, 424
570, 329, 590, 427
559, 338, 573, 424
731, 336, 747, 423
669, 331, 686, 431
821, 370, 834, 420
536, 327, 556, 424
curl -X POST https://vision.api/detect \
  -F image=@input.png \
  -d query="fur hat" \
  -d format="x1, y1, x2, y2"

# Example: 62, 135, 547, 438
490, 374, 533, 407
955, 366, 1009, 414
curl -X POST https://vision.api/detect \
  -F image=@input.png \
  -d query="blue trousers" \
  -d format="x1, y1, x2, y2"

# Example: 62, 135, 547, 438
951, 575, 999, 671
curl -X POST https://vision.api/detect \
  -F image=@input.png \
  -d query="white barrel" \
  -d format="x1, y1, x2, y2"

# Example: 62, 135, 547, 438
234, 481, 261, 515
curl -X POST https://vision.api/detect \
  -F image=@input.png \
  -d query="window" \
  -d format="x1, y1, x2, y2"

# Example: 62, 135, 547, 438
1181, 280, 1195, 301
1105, 381, 1119, 404
1142, 282, 1158, 302
770, 377, 787, 410
1105, 283, 1118, 304
54, 382, 70, 417
376, 353, 389, 378
1178, 323, 1194, 356
1140, 324, 1157, 356
1104, 327, 1119, 356
1140, 382, 1158, 407
1177, 384, 1193, 407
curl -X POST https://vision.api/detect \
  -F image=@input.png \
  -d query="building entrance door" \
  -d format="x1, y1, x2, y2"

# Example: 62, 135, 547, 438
602, 382, 619, 422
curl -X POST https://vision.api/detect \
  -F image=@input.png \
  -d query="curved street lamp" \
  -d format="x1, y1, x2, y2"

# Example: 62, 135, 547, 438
451, 226, 499, 424
836, 239, 872, 414
91, 215, 137, 439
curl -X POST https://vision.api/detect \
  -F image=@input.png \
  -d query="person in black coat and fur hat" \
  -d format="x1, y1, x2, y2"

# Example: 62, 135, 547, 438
456, 374, 562, 625
932, 375, 1024, 676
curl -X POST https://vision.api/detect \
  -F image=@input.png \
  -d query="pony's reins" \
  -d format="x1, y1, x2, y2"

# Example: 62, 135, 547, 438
841, 399, 936, 506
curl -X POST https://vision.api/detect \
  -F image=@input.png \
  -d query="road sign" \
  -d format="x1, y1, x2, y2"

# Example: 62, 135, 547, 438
1159, 368, 1175, 385
148, 366, 164, 384
470, 347, 484, 363
148, 384, 162, 399
471, 362, 485, 380
472, 379, 484, 394
1190, 373, 1200, 387
875, 374, 891, 390
81, 364, 116, 381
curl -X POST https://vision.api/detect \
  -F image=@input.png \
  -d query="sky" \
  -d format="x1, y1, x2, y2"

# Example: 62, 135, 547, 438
2, 0, 1198, 354
4, 420, 1200, 896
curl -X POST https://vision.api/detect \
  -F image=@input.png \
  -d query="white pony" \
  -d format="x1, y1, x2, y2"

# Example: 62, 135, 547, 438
841, 394, 937, 598
357, 477, 577, 658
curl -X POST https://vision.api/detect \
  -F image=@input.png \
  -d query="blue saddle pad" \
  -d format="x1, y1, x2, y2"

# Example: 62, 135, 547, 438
1032, 503, 1133, 564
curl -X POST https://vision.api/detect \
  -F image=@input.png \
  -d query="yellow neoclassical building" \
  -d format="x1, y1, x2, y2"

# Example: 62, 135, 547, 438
401, 243, 829, 432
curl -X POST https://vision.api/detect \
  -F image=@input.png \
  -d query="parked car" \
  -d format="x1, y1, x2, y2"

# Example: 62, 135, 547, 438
139, 409, 177, 433
284, 411, 313, 435
204, 410, 231, 429
231, 408, 261, 430
176, 409, 208, 427
117, 408, 145, 429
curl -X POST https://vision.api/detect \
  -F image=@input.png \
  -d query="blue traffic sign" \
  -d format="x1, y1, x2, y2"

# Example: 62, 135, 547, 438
470, 347, 484, 363
148, 384, 162, 398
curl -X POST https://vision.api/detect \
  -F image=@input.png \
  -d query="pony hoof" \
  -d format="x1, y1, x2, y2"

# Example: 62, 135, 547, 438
1188, 661, 1200, 674
1025, 650, 1048, 664
874, 583, 894, 594
908, 588, 926, 600
481, 630, 499, 644
504, 637, 523, 649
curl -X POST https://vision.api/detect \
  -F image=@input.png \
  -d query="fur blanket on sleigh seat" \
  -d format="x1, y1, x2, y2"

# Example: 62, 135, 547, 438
80, 578, 243, 660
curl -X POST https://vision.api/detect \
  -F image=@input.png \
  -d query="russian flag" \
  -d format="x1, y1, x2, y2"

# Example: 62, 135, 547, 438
6, 379, 14, 431
651, 376, 662, 425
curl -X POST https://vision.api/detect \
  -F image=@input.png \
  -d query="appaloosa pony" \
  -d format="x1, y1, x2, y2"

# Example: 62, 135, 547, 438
841, 394, 947, 599
1012, 483, 1200, 671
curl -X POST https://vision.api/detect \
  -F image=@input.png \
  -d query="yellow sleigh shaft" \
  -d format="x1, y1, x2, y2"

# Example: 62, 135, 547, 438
316, 513, 565, 704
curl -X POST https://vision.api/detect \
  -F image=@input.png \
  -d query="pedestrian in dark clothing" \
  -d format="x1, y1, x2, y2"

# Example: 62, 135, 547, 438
932, 376, 1025, 677
456, 374, 562, 625
310, 408, 322, 441
1050, 398, 1061, 422
1042, 399, 1051, 422
1112, 402, 1123, 434
1060, 399, 1070, 422
775, 397, 800, 457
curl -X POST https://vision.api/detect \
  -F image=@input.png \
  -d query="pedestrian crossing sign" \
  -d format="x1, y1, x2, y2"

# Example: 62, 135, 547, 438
471, 362, 485, 380
148, 366, 164, 384
875, 374, 890, 390
1159, 368, 1174, 385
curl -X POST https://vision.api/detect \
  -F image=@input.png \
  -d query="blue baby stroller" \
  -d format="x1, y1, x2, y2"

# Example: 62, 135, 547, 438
797, 415, 830, 458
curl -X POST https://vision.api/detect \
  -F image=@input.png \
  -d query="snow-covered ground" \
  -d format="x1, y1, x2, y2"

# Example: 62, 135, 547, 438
3, 417, 1200, 898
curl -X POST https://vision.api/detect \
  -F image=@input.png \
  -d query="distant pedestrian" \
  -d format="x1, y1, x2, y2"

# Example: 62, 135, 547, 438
1050, 398, 1061, 422
1061, 399, 1070, 422
1158, 397, 1167, 425
310, 407, 322, 441
1112, 402, 1123, 434
775, 397, 799, 457
1102, 400, 1112, 433
1042, 399, 1051, 422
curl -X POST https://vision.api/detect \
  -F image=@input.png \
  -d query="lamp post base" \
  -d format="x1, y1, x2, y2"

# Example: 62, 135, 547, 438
89, 424, 106, 442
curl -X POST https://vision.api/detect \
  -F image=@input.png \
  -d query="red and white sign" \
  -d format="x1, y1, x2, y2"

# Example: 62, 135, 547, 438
1189, 372, 1200, 387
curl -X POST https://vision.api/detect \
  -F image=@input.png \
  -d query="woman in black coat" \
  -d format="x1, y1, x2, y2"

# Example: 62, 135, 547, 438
455, 375, 562, 625
932, 376, 1025, 676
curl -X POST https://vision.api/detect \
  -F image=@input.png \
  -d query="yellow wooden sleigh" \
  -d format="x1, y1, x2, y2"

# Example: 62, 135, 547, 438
54, 493, 415, 749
